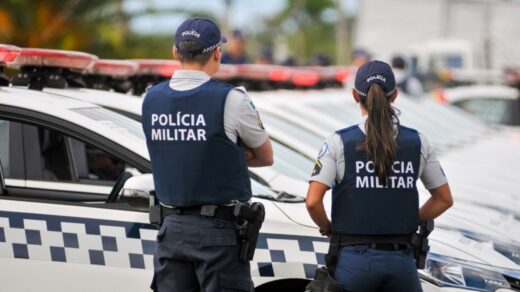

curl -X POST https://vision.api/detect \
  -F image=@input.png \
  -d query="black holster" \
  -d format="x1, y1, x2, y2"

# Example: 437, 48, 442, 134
411, 220, 434, 269
234, 202, 265, 262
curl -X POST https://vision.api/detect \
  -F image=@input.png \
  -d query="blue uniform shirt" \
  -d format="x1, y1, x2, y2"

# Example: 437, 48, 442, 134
142, 79, 252, 207
331, 125, 421, 235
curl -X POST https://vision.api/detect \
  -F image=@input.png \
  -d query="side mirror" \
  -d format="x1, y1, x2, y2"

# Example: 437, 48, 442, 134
121, 174, 154, 211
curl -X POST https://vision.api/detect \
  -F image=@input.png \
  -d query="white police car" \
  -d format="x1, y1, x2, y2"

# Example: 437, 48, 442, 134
438, 85, 520, 126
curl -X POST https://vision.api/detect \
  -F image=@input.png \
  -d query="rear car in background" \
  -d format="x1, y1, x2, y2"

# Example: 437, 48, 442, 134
439, 85, 520, 126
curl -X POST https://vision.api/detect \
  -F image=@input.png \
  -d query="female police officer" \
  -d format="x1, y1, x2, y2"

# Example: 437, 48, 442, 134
306, 60, 453, 291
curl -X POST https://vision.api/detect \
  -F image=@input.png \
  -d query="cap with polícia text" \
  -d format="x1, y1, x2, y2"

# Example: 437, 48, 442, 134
354, 60, 396, 97
174, 18, 227, 58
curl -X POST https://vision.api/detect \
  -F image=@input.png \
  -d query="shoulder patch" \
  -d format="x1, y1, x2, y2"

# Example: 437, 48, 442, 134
317, 143, 328, 159
312, 160, 322, 176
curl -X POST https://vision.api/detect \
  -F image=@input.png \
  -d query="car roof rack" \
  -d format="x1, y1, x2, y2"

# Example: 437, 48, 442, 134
130, 60, 181, 96
8, 48, 98, 90
84, 59, 138, 93
0, 44, 22, 86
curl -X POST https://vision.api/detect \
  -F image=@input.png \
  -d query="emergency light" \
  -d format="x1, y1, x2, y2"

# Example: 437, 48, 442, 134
238, 64, 292, 83
133, 60, 181, 77
335, 68, 353, 83
291, 69, 320, 87
0, 44, 22, 86
0, 44, 22, 64
8, 48, 98, 90
268, 68, 292, 83
11, 48, 98, 70
90, 59, 138, 78
214, 64, 238, 80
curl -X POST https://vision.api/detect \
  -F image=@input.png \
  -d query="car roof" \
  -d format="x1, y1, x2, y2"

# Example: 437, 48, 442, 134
1, 86, 99, 110
0, 86, 148, 160
43, 87, 142, 116
444, 85, 519, 102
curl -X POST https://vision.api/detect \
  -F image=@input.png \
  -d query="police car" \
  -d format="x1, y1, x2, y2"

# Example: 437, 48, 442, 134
1, 46, 520, 291
438, 85, 520, 126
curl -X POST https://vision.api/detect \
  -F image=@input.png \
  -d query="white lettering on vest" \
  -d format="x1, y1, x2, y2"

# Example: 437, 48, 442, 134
354, 160, 416, 189
149, 112, 207, 142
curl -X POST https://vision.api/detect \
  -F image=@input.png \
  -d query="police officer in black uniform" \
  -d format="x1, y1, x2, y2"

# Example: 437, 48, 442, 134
306, 60, 453, 291
142, 18, 273, 292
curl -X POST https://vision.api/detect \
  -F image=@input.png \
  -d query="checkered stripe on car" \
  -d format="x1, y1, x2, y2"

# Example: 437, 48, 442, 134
0, 210, 328, 278
0, 211, 157, 270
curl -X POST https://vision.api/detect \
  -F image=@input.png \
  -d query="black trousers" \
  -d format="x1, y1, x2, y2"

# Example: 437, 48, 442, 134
152, 214, 254, 292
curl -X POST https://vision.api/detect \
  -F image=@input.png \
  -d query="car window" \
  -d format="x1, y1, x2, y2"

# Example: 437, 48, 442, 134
455, 99, 513, 125
72, 107, 145, 141
22, 123, 134, 186
261, 112, 324, 149
271, 140, 314, 181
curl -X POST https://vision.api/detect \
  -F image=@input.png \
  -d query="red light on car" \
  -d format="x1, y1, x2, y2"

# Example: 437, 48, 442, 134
335, 68, 353, 83
0, 44, 22, 63
269, 68, 292, 82
12, 48, 98, 70
133, 60, 181, 77
291, 70, 319, 87
215, 64, 238, 80
90, 59, 138, 77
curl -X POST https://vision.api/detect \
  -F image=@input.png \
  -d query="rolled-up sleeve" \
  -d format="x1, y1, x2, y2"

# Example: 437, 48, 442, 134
309, 134, 341, 188
224, 89, 268, 148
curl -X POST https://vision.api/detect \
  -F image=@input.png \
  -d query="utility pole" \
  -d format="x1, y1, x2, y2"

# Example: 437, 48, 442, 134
222, 0, 232, 35
334, 0, 348, 65
483, 0, 492, 70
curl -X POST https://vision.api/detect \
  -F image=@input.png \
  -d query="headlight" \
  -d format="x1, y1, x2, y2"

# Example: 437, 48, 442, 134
420, 253, 511, 291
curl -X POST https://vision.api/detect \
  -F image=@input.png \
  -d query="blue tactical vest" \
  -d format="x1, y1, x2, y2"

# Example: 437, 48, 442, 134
142, 79, 252, 207
331, 125, 421, 235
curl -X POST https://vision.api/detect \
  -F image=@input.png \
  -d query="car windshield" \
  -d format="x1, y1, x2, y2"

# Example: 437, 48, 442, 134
271, 140, 314, 180
72, 107, 146, 141
262, 111, 324, 148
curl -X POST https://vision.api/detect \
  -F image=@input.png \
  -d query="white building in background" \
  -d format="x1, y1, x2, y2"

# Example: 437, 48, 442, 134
354, 0, 520, 79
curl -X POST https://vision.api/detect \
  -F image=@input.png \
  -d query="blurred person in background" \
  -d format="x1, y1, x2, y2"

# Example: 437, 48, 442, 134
351, 48, 371, 69
306, 60, 453, 292
392, 55, 424, 97
221, 29, 250, 64
309, 53, 332, 66
255, 48, 274, 64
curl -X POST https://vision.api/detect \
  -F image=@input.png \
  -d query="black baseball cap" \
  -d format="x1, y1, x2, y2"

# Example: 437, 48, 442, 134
354, 60, 396, 97
174, 18, 227, 57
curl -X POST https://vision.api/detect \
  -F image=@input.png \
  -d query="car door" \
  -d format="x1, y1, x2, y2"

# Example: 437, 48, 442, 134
0, 116, 155, 292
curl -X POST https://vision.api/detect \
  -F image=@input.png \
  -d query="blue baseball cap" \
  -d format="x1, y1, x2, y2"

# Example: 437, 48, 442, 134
174, 18, 227, 57
354, 60, 396, 97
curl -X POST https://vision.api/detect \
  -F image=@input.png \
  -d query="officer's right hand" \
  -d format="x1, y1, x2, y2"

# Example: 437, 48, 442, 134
244, 147, 254, 161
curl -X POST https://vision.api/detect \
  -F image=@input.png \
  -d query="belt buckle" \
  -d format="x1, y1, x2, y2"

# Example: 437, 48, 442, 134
201, 205, 217, 217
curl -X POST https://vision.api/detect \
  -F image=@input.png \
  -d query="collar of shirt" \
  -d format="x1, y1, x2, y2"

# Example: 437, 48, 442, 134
169, 69, 210, 91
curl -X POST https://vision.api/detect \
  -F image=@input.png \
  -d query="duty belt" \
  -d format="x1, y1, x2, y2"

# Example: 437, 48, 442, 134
326, 233, 412, 274
160, 205, 236, 221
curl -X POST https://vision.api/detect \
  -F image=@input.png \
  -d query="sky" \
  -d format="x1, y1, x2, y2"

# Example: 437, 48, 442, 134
124, 0, 358, 35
